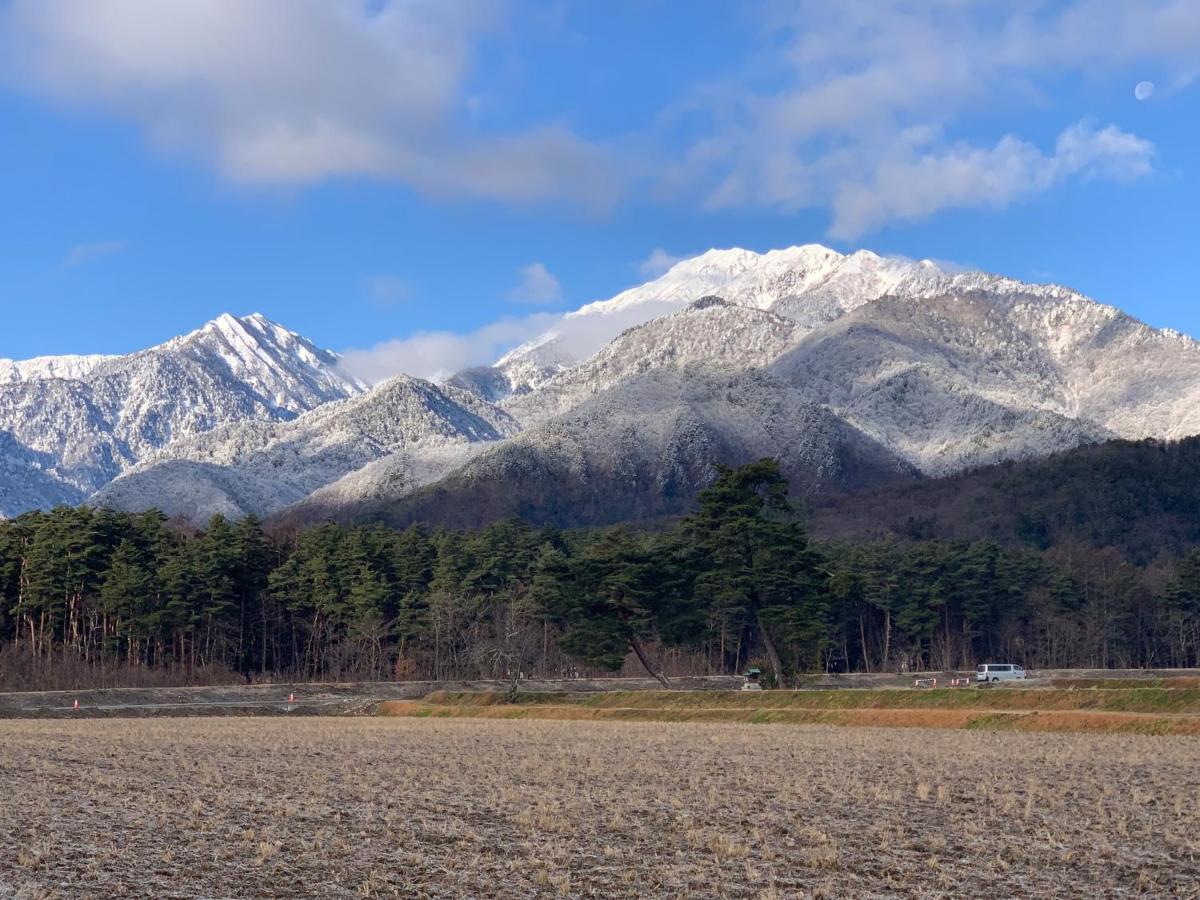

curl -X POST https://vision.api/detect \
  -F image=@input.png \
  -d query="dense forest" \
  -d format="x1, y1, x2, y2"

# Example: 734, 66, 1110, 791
809, 436, 1200, 564
2, 460, 1199, 691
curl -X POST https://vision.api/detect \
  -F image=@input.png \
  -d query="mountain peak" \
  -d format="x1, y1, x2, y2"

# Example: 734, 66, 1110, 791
658, 244, 847, 282
176, 313, 366, 411
198, 311, 285, 344
0, 310, 370, 515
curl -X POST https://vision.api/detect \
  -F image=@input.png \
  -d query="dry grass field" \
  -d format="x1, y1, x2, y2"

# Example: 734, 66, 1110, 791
377, 686, 1200, 735
2, 718, 1199, 898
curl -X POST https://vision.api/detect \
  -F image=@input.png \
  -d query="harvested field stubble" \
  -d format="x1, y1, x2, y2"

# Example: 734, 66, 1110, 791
1, 718, 1198, 898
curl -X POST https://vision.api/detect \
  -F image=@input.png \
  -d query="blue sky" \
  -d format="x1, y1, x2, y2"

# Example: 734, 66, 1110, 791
0, 0, 1197, 380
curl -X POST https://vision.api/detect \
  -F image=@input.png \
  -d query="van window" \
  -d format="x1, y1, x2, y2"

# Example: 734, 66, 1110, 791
976, 665, 986, 672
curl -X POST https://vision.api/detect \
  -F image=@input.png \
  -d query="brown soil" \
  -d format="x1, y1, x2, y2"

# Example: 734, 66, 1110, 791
2, 718, 1198, 898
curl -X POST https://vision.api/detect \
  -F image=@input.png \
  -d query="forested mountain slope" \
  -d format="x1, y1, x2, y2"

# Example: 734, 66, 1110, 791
807, 436, 1200, 563
293, 367, 914, 530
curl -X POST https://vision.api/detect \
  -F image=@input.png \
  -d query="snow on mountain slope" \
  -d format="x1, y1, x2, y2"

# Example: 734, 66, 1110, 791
329, 367, 915, 530
279, 443, 496, 528
483, 245, 1200, 478
980, 292, 1200, 440
0, 429, 87, 513
0, 313, 364, 516
767, 292, 1111, 473
13, 243, 1200, 528
490, 245, 974, 394
161, 313, 366, 413
262, 246, 1200, 527
503, 296, 803, 425
0, 354, 114, 384
93, 375, 518, 522
763, 286, 1200, 474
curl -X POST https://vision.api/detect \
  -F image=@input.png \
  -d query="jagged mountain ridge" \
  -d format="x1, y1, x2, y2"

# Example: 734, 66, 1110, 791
0, 313, 365, 516
503, 296, 803, 426
16, 242, 1200, 528
491, 248, 1200, 470
93, 375, 519, 521
0, 354, 114, 384
292, 246, 1200, 526
486, 246, 1074, 397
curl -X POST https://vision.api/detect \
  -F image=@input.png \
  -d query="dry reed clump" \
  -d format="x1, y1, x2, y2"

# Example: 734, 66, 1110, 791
0, 717, 1198, 898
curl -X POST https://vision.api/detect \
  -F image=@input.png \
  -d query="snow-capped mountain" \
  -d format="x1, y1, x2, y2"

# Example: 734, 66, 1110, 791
503, 296, 803, 425
15, 243, 1200, 528
0, 354, 114, 384
298, 245, 1200, 525
318, 367, 916, 530
0, 313, 365, 516
486, 246, 996, 396
94, 374, 517, 522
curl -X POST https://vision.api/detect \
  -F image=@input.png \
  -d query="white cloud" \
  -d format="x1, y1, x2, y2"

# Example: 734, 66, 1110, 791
508, 262, 561, 305
4, 0, 1192, 234
638, 248, 684, 278
341, 292, 684, 385
340, 312, 558, 384
64, 240, 127, 268
363, 275, 410, 308
829, 121, 1154, 239
350, 262, 705, 385
665, 0, 1192, 234
1, 0, 616, 207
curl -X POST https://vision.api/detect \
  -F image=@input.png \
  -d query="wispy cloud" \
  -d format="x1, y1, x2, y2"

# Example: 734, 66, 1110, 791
4, 1, 1193, 235
64, 240, 127, 268
340, 312, 559, 384
660, 0, 1192, 235
508, 262, 561, 305
638, 248, 684, 278
341, 293, 686, 385
829, 121, 1154, 239
362, 274, 410, 308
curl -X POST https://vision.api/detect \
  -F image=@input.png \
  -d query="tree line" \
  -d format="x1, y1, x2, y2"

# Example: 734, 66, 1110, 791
2, 460, 1199, 690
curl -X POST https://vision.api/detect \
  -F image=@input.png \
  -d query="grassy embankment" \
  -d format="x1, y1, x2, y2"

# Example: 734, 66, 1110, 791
377, 684, 1200, 735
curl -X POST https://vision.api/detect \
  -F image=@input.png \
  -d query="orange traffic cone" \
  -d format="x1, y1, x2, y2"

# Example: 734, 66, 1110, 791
288, 693, 295, 703
73, 699, 79, 710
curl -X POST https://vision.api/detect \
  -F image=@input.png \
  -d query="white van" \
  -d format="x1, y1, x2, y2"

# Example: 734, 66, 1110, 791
976, 663, 1027, 683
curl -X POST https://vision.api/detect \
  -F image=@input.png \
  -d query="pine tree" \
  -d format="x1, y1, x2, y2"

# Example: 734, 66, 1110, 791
682, 459, 828, 686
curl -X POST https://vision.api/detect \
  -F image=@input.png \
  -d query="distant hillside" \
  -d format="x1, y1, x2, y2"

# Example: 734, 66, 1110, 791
88, 245, 1200, 527
807, 436, 1200, 563
287, 367, 914, 531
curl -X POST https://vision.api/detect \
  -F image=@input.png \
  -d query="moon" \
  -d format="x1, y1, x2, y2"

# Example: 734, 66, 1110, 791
1134, 81, 1155, 101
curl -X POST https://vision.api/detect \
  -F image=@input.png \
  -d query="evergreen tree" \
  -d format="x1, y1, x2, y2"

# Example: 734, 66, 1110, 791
682, 459, 827, 686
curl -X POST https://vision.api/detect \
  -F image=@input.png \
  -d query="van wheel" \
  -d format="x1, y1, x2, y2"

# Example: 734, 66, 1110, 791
991, 677, 1000, 683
